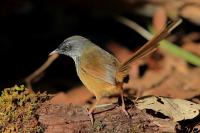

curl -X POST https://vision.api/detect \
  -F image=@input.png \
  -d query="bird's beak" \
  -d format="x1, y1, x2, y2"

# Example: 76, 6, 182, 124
49, 49, 58, 56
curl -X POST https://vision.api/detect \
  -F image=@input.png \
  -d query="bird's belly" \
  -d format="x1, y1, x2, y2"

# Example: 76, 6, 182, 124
77, 70, 121, 98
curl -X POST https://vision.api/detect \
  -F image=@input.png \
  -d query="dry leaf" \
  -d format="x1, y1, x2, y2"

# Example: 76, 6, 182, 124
136, 96, 200, 121
180, 5, 200, 26
50, 86, 93, 105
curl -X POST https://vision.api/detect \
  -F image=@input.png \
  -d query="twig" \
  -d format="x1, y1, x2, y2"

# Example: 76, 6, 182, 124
115, 16, 153, 40
25, 53, 59, 91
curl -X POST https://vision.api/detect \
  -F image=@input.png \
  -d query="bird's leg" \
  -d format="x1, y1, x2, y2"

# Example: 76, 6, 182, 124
134, 89, 143, 102
88, 98, 101, 114
120, 90, 129, 116
87, 98, 101, 124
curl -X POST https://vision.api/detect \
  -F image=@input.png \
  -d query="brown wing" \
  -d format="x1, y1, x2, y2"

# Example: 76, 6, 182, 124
79, 43, 119, 85
117, 18, 182, 80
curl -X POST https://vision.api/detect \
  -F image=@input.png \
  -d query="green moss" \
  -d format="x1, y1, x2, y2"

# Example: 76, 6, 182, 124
0, 85, 49, 133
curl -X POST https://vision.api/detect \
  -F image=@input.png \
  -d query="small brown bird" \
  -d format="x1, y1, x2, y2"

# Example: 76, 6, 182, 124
50, 19, 182, 115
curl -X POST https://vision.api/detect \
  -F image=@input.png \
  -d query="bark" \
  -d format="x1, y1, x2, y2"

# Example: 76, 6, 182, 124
37, 103, 169, 133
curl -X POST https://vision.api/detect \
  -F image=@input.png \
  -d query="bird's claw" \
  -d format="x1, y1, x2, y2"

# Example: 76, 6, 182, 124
85, 107, 94, 125
120, 103, 131, 118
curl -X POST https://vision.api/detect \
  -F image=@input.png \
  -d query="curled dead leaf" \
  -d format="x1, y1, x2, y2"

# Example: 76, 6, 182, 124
136, 96, 200, 122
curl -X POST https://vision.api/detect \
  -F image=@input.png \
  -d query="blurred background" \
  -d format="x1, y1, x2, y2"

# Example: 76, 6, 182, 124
0, 0, 146, 91
1, 0, 200, 93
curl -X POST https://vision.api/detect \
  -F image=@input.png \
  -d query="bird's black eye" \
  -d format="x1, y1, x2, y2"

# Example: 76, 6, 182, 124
62, 44, 72, 52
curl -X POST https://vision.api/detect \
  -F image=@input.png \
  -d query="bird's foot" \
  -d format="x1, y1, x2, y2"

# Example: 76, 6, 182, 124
121, 104, 130, 118
134, 90, 143, 102
133, 96, 139, 103
86, 107, 94, 125
88, 112, 94, 125
118, 96, 133, 118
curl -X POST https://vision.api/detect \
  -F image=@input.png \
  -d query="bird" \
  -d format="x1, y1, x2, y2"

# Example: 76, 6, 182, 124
50, 18, 182, 117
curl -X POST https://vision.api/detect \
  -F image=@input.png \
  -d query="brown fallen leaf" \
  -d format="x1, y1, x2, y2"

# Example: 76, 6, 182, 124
125, 52, 173, 90
50, 86, 93, 105
142, 68, 200, 99
152, 7, 167, 32
136, 96, 200, 122
183, 43, 200, 56
180, 5, 200, 26
181, 32, 200, 43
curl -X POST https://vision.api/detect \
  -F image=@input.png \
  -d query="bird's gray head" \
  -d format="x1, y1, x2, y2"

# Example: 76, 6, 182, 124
50, 35, 90, 58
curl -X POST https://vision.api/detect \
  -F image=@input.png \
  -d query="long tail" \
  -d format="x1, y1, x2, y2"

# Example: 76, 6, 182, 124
118, 18, 182, 73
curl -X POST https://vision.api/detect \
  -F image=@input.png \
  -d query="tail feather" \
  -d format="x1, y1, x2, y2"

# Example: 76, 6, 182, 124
116, 18, 182, 82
